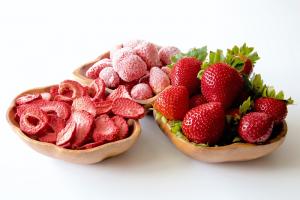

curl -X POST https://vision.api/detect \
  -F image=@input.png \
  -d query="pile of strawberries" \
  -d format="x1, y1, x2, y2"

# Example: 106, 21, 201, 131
14, 79, 145, 149
86, 40, 180, 100
154, 44, 293, 146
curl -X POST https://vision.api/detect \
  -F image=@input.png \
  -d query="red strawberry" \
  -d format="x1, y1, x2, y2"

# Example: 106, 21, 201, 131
106, 85, 131, 101
201, 63, 243, 109
88, 78, 106, 102
93, 114, 119, 143
111, 116, 129, 139
238, 112, 274, 143
171, 57, 202, 94
16, 93, 41, 105
56, 121, 76, 146
72, 96, 96, 117
94, 99, 113, 115
19, 106, 48, 136
153, 86, 189, 120
182, 102, 225, 145
71, 110, 94, 148
254, 97, 287, 123
242, 59, 253, 75
189, 94, 207, 109
112, 98, 145, 119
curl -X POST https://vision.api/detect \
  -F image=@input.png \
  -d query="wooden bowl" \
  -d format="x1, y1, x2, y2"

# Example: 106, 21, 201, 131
6, 86, 141, 164
73, 51, 159, 109
153, 111, 287, 163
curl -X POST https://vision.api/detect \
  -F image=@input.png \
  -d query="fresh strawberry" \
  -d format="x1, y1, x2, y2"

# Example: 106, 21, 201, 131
182, 102, 225, 145
112, 98, 145, 119
71, 110, 94, 148
189, 94, 207, 109
171, 57, 202, 94
254, 97, 287, 123
153, 86, 189, 120
56, 120, 76, 146
72, 96, 96, 117
106, 85, 131, 101
93, 114, 119, 143
111, 116, 129, 139
238, 112, 274, 143
201, 63, 243, 109
16, 93, 41, 105
19, 106, 48, 136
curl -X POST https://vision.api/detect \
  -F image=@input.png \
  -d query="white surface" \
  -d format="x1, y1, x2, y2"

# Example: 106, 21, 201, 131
1, 0, 300, 199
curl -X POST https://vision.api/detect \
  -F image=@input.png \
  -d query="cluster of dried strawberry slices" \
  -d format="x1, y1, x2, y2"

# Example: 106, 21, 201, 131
14, 79, 145, 150
154, 44, 293, 146
85, 40, 180, 100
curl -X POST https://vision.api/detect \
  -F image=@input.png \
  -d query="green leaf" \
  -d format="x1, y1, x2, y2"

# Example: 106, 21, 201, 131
232, 137, 242, 143
186, 46, 208, 62
239, 97, 252, 115
286, 97, 294, 104
275, 91, 285, 100
251, 74, 265, 96
161, 116, 167, 124
202, 49, 225, 70
169, 120, 182, 134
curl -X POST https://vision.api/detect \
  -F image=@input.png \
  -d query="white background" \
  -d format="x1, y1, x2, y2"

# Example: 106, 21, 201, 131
0, 0, 299, 199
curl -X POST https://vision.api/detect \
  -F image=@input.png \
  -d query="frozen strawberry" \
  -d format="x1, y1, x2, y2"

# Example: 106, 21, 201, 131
94, 100, 113, 115
110, 44, 123, 59
138, 71, 150, 83
56, 120, 76, 146
189, 94, 207, 109
72, 96, 96, 117
88, 78, 106, 102
93, 114, 119, 143
161, 66, 171, 76
57, 80, 86, 101
158, 46, 181, 65
16, 93, 41, 105
99, 67, 120, 88
47, 114, 66, 133
41, 92, 51, 101
112, 98, 145, 119
149, 67, 170, 94
122, 79, 139, 91
111, 116, 129, 139
123, 40, 145, 49
134, 42, 161, 68
71, 111, 94, 148
112, 47, 136, 69
106, 85, 131, 101
130, 83, 153, 100
39, 132, 57, 144
19, 107, 48, 136
86, 58, 112, 79
79, 141, 105, 150
114, 54, 147, 82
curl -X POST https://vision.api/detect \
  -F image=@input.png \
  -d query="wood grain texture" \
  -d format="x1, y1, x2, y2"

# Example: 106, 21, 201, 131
72, 51, 159, 108
6, 86, 141, 164
153, 111, 287, 163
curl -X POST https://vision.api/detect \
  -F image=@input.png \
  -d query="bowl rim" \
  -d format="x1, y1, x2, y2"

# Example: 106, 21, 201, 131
6, 85, 141, 154
153, 110, 287, 150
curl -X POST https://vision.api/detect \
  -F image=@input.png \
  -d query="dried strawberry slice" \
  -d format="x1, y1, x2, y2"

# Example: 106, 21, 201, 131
71, 111, 94, 148
39, 132, 57, 144
94, 100, 113, 115
112, 98, 145, 119
41, 92, 51, 101
58, 80, 86, 100
56, 120, 76, 146
19, 107, 48, 135
72, 96, 96, 117
93, 114, 119, 143
88, 78, 106, 102
16, 94, 41, 105
111, 116, 129, 139
78, 141, 104, 150
106, 85, 131, 101
50, 85, 59, 99
47, 114, 66, 133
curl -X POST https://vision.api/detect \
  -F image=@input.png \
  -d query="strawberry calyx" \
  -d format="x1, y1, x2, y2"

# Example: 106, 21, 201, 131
169, 46, 208, 68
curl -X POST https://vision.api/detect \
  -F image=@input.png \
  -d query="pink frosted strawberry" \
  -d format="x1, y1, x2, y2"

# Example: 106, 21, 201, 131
130, 83, 153, 100
134, 42, 161, 68
158, 46, 181, 65
99, 67, 120, 88
86, 58, 112, 79
149, 67, 170, 94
